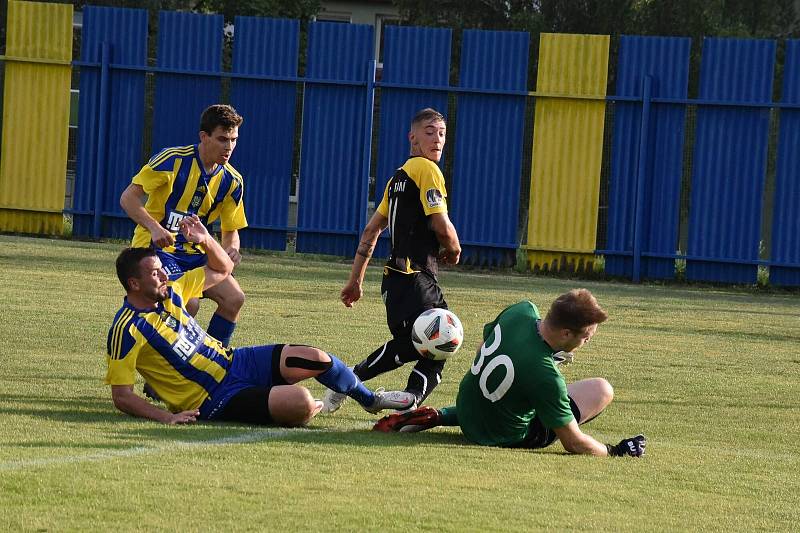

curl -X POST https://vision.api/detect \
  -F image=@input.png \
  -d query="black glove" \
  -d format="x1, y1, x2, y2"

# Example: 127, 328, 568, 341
606, 434, 646, 457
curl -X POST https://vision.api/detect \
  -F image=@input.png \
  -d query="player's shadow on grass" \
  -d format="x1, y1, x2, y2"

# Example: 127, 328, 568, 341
277, 428, 569, 456
0, 394, 121, 423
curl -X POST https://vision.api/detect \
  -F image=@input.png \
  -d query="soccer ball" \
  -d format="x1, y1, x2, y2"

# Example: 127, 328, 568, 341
411, 308, 464, 361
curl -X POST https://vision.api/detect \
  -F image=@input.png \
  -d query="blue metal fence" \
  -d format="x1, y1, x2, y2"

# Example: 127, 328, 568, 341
65, 6, 800, 287
687, 38, 775, 284
770, 39, 800, 286
232, 16, 299, 251
153, 11, 223, 151
73, 5, 147, 240
451, 29, 529, 267
295, 22, 374, 257
606, 35, 690, 281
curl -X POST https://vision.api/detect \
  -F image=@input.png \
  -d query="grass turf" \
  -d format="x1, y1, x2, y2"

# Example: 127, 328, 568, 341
0, 235, 798, 531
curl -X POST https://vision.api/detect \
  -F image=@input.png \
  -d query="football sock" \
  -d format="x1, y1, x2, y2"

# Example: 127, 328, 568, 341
438, 406, 459, 426
404, 357, 445, 404
353, 337, 418, 381
207, 313, 236, 347
316, 354, 374, 407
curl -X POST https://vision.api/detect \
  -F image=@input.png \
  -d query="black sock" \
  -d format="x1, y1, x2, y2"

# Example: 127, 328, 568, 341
353, 337, 419, 382
404, 357, 446, 404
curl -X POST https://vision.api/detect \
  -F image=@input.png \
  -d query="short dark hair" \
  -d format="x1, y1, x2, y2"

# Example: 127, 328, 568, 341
411, 108, 445, 127
545, 289, 608, 331
200, 104, 243, 134
116, 247, 157, 291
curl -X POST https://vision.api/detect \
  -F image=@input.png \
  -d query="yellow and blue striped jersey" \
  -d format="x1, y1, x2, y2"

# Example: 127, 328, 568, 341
130, 144, 247, 254
377, 157, 448, 276
105, 269, 234, 413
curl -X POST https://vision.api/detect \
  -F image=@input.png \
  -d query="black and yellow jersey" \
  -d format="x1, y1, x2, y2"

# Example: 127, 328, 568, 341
105, 269, 234, 413
130, 144, 247, 254
376, 156, 448, 277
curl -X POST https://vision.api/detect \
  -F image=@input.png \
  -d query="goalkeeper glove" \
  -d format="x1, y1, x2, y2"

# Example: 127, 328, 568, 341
606, 434, 647, 457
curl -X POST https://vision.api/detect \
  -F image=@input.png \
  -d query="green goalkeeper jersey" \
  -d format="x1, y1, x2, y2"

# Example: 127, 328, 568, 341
456, 301, 575, 446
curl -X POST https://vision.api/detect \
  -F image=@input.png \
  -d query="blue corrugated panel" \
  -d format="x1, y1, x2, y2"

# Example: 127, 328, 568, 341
152, 11, 222, 152
451, 29, 529, 266
606, 35, 690, 279
374, 25, 451, 258
296, 22, 374, 256
770, 40, 800, 286
73, 6, 147, 239
231, 17, 299, 251
687, 38, 775, 283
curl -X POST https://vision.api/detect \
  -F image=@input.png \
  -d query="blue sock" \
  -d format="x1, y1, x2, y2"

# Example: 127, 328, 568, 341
207, 313, 236, 347
316, 354, 375, 407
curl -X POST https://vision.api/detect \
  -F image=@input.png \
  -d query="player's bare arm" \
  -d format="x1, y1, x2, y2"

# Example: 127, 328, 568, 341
341, 211, 389, 307
178, 215, 234, 290
553, 421, 646, 457
553, 421, 611, 456
221, 229, 242, 266
111, 385, 199, 424
429, 212, 461, 265
119, 183, 175, 248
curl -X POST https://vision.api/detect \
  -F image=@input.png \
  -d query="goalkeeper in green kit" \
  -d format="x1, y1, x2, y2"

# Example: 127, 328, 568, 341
374, 289, 647, 457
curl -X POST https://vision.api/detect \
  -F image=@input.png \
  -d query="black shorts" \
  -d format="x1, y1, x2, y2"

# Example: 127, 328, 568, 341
215, 386, 274, 425
381, 269, 447, 337
511, 397, 582, 449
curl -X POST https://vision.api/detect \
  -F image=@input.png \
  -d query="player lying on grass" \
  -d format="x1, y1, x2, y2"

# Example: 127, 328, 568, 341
106, 215, 415, 426
374, 289, 647, 457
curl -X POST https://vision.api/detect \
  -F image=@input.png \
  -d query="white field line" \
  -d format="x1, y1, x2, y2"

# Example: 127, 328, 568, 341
0, 427, 325, 472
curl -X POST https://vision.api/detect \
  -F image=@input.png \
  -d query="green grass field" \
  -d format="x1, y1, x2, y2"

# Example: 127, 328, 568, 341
1, 234, 798, 531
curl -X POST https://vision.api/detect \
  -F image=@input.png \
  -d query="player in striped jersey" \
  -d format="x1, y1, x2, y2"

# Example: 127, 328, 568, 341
324, 109, 462, 413
107, 215, 415, 425
120, 104, 246, 349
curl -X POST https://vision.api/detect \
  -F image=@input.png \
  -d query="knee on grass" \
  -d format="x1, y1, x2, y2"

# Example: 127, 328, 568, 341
269, 385, 321, 427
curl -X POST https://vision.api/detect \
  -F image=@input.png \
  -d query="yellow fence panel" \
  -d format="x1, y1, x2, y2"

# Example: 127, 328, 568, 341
526, 33, 609, 272
0, 0, 73, 234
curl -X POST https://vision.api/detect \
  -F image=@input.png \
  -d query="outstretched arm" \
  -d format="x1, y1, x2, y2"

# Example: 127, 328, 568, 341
119, 183, 175, 248
111, 385, 199, 424
178, 215, 234, 291
554, 421, 646, 457
553, 421, 611, 456
341, 211, 388, 307
429, 212, 461, 265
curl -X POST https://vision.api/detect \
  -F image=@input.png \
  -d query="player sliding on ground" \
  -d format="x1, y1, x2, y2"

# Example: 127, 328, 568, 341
374, 289, 647, 457
106, 215, 415, 426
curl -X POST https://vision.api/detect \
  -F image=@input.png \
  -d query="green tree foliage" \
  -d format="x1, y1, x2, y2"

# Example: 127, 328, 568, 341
192, 0, 321, 22
69, 0, 321, 22
392, 0, 799, 39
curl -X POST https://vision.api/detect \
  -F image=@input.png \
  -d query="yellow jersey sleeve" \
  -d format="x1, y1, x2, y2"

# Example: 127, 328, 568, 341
105, 311, 141, 386
131, 164, 170, 195
376, 180, 391, 217
219, 183, 248, 232
414, 159, 448, 216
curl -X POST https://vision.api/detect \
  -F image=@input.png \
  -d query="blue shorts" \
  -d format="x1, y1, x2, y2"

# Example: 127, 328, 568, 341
199, 344, 281, 420
156, 250, 208, 280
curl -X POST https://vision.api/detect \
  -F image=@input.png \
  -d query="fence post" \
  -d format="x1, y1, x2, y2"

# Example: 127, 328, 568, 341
92, 41, 112, 239
358, 59, 377, 233
632, 75, 653, 282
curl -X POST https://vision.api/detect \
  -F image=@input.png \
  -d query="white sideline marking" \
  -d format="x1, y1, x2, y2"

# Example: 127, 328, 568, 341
0, 427, 316, 472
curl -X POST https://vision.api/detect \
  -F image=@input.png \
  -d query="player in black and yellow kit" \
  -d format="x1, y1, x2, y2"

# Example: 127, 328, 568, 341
120, 105, 246, 349
107, 215, 415, 425
323, 109, 462, 413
